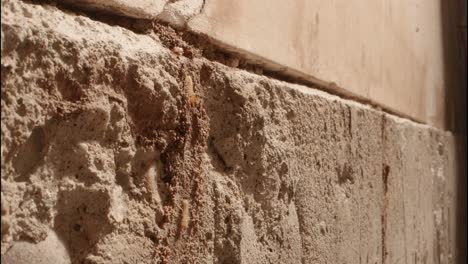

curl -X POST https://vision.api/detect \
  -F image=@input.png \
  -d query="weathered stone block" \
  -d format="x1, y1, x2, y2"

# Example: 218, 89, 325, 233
1, 0, 459, 263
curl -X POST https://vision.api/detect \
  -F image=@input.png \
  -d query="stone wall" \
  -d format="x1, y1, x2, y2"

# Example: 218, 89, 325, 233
0, 1, 461, 263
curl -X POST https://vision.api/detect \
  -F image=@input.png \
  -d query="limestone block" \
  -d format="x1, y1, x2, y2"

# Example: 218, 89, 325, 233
60, 0, 204, 26
187, 0, 449, 128
61, 0, 168, 19
290, 100, 383, 263
382, 116, 456, 264
1, 231, 71, 264
157, 0, 204, 28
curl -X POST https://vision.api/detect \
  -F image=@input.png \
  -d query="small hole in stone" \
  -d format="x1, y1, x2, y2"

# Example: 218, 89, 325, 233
320, 227, 326, 235
146, 233, 157, 243
438, 144, 444, 156
73, 224, 81, 232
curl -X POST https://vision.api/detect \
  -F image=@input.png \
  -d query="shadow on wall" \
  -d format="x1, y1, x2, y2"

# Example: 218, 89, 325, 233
440, 0, 467, 263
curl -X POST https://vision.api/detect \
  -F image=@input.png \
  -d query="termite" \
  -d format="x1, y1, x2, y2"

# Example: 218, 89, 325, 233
184, 74, 197, 107
179, 199, 190, 235
172, 46, 183, 56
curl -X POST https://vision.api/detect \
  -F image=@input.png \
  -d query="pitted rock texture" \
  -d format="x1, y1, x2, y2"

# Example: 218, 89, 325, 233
59, 0, 204, 27
1, 1, 458, 263
61, 0, 168, 19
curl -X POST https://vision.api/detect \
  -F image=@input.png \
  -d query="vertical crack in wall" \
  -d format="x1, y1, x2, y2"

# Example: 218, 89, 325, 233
402, 131, 408, 264
381, 114, 388, 264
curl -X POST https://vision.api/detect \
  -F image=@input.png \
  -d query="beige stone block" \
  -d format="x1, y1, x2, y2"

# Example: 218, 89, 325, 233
290, 96, 383, 263
381, 120, 407, 264
60, 0, 204, 26
62, 0, 168, 19
187, 0, 448, 128
1, 231, 71, 264
382, 116, 456, 264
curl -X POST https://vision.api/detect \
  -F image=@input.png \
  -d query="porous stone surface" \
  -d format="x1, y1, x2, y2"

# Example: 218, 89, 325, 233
61, 0, 168, 19
157, 0, 204, 28
1, 0, 458, 263
382, 117, 457, 264
1, 230, 71, 264
59, 0, 204, 26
